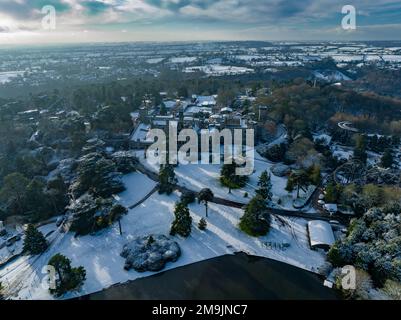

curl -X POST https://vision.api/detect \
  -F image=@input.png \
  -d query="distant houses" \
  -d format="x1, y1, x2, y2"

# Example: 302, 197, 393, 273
130, 93, 258, 150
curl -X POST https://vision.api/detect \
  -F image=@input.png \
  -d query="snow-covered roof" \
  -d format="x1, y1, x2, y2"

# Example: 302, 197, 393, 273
324, 203, 338, 213
163, 100, 177, 109
221, 107, 233, 113
196, 95, 216, 106
131, 123, 152, 143
308, 220, 335, 249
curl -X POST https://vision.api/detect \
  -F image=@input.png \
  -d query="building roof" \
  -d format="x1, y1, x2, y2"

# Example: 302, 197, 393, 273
131, 123, 152, 143
308, 220, 335, 249
324, 203, 338, 212
196, 95, 216, 106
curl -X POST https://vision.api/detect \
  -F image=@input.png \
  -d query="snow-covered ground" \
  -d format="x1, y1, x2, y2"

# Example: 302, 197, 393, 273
113, 172, 157, 207
0, 169, 326, 300
134, 149, 305, 210
0, 168, 324, 299
184, 65, 254, 76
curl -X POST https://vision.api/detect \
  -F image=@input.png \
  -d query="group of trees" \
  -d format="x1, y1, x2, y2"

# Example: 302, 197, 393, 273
48, 254, 86, 297
328, 202, 401, 287
286, 165, 321, 198
170, 188, 214, 237
69, 195, 128, 236
325, 182, 401, 216
20, 225, 86, 297
0, 173, 69, 222
71, 152, 125, 199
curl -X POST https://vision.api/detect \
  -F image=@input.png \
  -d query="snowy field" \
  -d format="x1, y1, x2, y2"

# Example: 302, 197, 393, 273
184, 65, 254, 76
0, 169, 326, 300
134, 149, 308, 210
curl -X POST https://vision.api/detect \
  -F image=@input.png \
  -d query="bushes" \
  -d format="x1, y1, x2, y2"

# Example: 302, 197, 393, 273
48, 254, 86, 297
239, 195, 271, 237
328, 206, 401, 287
198, 218, 207, 231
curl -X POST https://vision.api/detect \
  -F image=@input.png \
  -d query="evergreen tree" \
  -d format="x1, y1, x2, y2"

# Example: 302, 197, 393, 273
48, 254, 86, 297
198, 188, 214, 217
354, 135, 368, 164
198, 218, 207, 231
170, 202, 192, 238
23, 224, 48, 255
159, 102, 167, 116
256, 170, 272, 201
158, 164, 177, 195
74, 152, 124, 198
239, 195, 271, 236
380, 149, 394, 168
220, 163, 248, 193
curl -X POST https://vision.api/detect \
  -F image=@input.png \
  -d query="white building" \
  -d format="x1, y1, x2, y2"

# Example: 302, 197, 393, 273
307, 220, 335, 250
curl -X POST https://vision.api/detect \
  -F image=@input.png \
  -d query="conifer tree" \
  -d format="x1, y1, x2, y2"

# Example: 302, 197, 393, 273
23, 224, 48, 255
170, 201, 192, 237
256, 170, 272, 201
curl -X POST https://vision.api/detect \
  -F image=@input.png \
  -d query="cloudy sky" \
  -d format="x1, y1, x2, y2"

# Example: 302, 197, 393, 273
0, 0, 401, 44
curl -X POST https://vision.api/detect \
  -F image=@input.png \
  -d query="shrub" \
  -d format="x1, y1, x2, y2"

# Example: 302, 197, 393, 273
198, 218, 207, 231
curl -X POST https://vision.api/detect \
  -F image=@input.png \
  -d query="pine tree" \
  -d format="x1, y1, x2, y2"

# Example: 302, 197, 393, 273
198, 218, 207, 231
170, 202, 192, 237
220, 163, 248, 192
48, 254, 86, 297
256, 170, 272, 201
380, 149, 394, 168
23, 224, 48, 255
239, 195, 271, 236
159, 164, 177, 195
